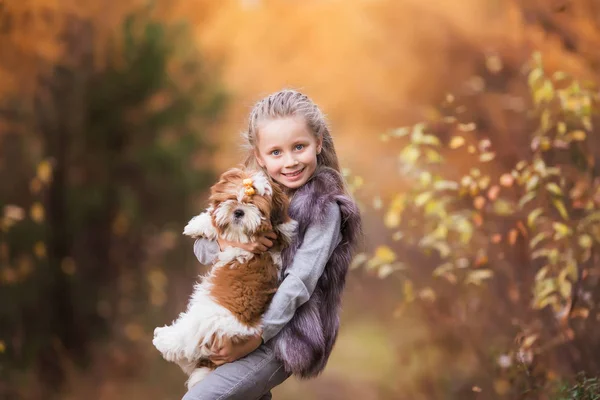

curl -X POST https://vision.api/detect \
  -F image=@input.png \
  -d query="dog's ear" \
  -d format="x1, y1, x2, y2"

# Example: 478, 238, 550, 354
269, 181, 297, 247
210, 168, 245, 203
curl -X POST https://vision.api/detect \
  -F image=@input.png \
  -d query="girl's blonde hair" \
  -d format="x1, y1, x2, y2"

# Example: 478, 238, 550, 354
242, 89, 341, 174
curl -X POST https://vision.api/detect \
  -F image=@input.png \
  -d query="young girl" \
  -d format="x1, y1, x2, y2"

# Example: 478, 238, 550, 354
182, 89, 362, 400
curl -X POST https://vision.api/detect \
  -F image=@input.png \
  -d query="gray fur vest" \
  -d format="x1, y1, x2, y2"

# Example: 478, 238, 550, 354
267, 167, 362, 378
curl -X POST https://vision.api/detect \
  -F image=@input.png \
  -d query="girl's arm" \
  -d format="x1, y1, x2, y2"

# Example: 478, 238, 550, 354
193, 234, 277, 265
193, 238, 220, 265
261, 201, 342, 343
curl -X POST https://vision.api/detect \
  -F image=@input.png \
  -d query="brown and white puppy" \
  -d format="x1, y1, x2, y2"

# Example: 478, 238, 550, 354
152, 167, 297, 389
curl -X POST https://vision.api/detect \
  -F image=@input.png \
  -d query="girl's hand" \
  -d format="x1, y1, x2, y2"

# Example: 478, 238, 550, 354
209, 333, 263, 366
217, 231, 277, 254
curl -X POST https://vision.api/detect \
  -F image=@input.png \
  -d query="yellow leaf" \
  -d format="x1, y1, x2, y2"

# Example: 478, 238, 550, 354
479, 152, 496, 162
578, 234, 592, 249
0, 341, 5, 353
527, 208, 544, 228
372, 196, 383, 210
458, 122, 476, 131
37, 160, 53, 184
418, 172, 432, 186
433, 262, 453, 277
391, 127, 410, 137
384, 195, 405, 228
535, 266, 549, 281
465, 269, 494, 285
349, 253, 368, 270
433, 180, 459, 191
399, 145, 420, 165
425, 148, 443, 163
569, 130, 587, 141
414, 192, 432, 207
559, 280, 572, 299
530, 232, 548, 249
522, 334, 538, 349
546, 183, 562, 196
552, 199, 569, 220
30, 203, 45, 223
418, 287, 436, 302
493, 199, 514, 216
526, 175, 540, 192
374, 246, 396, 264
449, 136, 465, 149
552, 222, 572, 239
378, 264, 394, 279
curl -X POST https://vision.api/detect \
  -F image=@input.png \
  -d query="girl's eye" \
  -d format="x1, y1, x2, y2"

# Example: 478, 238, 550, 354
294, 144, 304, 151
271, 150, 281, 156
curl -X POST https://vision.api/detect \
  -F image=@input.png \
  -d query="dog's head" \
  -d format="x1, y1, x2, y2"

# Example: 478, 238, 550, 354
207, 168, 296, 245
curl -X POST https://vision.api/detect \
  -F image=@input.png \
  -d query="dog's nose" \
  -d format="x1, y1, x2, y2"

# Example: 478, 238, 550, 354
234, 209, 245, 218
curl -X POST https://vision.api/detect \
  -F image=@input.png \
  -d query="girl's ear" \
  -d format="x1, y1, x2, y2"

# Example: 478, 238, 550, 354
254, 150, 265, 167
316, 137, 323, 154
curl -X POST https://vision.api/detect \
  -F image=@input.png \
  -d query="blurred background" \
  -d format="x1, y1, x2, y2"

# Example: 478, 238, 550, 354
2, 0, 600, 399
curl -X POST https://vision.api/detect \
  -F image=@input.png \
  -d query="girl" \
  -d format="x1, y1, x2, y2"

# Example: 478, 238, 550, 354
183, 89, 362, 400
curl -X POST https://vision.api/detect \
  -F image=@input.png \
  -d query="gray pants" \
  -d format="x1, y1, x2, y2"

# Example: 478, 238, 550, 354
181, 345, 290, 400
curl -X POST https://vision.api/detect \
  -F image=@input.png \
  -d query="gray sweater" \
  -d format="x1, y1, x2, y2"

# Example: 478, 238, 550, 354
193, 202, 342, 343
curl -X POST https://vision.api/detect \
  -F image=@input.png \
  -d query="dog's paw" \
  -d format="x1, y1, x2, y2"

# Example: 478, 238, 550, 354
183, 211, 217, 239
153, 326, 182, 362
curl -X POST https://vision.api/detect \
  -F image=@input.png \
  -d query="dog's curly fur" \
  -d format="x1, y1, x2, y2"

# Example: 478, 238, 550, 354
152, 167, 297, 389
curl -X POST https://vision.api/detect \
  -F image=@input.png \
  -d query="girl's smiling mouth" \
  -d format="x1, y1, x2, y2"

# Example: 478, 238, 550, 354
282, 167, 305, 179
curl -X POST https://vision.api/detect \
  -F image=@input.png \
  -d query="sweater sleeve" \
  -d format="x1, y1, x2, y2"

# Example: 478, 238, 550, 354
193, 238, 220, 265
261, 202, 342, 343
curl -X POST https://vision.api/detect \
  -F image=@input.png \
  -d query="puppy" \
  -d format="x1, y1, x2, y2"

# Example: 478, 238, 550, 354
152, 167, 297, 389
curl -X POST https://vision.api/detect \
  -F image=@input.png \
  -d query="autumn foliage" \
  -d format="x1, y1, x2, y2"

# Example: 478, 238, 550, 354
3, 0, 600, 399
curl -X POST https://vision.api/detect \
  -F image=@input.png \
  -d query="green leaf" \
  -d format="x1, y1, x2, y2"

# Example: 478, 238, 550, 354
432, 262, 454, 277
493, 199, 515, 216
578, 234, 592, 249
414, 191, 433, 207
528, 67, 543, 87
519, 192, 537, 208
465, 269, 494, 285
552, 198, 569, 220
433, 180, 459, 191
526, 175, 540, 192
424, 148, 443, 163
529, 232, 549, 249
399, 145, 421, 165
552, 222, 572, 239
535, 265, 549, 281
527, 207, 544, 228
546, 182, 563, 196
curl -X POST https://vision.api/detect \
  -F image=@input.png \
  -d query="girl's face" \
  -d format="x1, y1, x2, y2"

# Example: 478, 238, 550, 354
254, 116, 322, 190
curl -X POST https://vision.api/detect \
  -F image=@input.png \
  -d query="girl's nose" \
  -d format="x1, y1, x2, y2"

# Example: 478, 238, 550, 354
284, 153, 298, 167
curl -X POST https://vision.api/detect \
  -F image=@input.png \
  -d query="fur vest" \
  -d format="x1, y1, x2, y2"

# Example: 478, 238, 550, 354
267, 167, 362, 378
